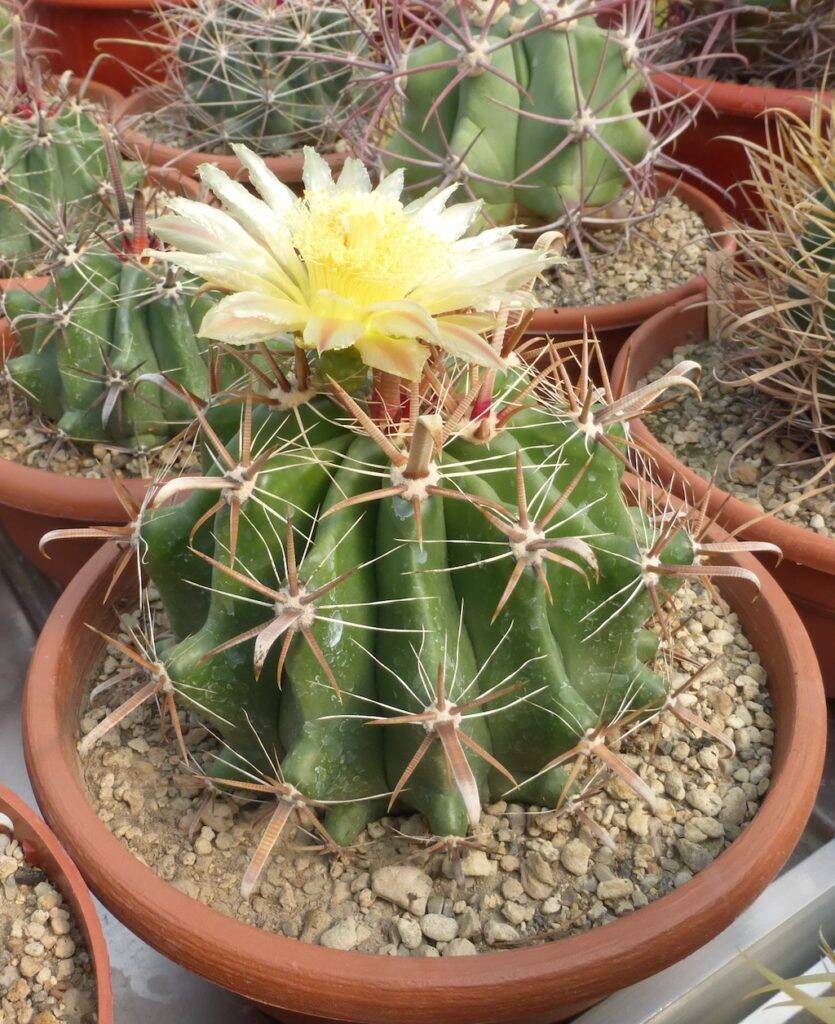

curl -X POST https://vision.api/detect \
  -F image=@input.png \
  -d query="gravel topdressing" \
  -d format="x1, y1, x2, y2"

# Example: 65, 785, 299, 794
77, 580, 773, 957
0, 833, 97, 1023
535, 194, 714, 309
0, 385, 200, 481
641, 341, 834, 539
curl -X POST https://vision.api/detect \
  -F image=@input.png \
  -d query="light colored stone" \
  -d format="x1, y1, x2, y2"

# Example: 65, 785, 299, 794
371, 866, 432, 916
421, 914, 458, 943
597, 879, 634, 901
442, 938, 478, 957
484, 919, 519, 946
560, 839, 591, 877
395, 917, 422, 950
319, 917, 359, 951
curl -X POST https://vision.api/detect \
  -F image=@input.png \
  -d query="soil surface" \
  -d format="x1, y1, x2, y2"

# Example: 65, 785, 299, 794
535, 194, 713, 309
641, 341, 834, 538
0, 833, 97, 1023
77, 581, 774, 957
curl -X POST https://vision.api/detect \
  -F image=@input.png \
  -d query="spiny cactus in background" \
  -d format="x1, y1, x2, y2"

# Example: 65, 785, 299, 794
145, 0, 372, 156
0, 5, 12, 65
64, 149, 772, 898
0, 18, 141, 277
663, 1, 835, 89
720, 95, 835, 449
348, 0, 701, 248
3, 156, 221, 450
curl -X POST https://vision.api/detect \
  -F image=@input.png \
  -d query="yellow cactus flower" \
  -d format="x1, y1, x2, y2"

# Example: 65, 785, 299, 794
149, 146, 554, 381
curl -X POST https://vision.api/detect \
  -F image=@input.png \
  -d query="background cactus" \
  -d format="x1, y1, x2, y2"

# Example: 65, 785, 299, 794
141, 0, 372, 156
3, 182, 218, 450
720, 95, 835, 446
0, 18, 141, 277
349, 0, 701, 245
67, 150, 771, 899
662, 1, 835, 89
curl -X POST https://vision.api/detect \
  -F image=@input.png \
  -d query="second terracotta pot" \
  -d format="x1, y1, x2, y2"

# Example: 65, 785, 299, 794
0, 785, 113, 1024
528, 173, 735, 369
650, 73, 830, 225
29, 0, 167, 95
115, 84, 347, 184
0, 165, 199, 586
612, 296, 835, 697
21, 517, 826, 1024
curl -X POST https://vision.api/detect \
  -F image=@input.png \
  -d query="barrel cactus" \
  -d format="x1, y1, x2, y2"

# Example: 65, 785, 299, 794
3, 174, 216, 449
721, 96, 835, 443
664, 1, 834, 89
348, 0, 698, 239
0, 17, 140, 277
69, 148, 770, 897
148, 0, 371, 156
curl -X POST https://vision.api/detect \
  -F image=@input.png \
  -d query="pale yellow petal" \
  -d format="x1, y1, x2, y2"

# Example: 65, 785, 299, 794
198, 292, 308, 344
435, 316, 504, 369
365, 300, 440, 342
354, 333, 428, 381
302, 317, 365, 353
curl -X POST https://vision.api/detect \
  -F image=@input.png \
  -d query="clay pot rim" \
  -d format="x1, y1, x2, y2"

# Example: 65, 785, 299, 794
651, 71, 831, 120
0, 785, 114, 1024
115, 84, 346, 183
611, 295, 835, 574
0, 164, 200, 521
529, 172, 735, 333
21, 524, 826, 1023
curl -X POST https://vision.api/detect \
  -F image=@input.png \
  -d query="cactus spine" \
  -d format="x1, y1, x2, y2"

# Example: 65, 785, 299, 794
58, 149, 774, 900
0, 19, 139, 276
722, 96, 835, 442
666, 1, 835, 89
151, 0, 371, 156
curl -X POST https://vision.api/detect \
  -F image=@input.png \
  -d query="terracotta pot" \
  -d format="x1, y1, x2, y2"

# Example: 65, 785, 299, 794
650, 73, 832, 225
115, 84, 347, 183
0, 165, 199, 587
0, 785, 113, 1024
21, 529, 826, 1024
612, 296, 835, 699
30, 0, 166, 94
1, 75, 124, 295
528, 173, 735, 370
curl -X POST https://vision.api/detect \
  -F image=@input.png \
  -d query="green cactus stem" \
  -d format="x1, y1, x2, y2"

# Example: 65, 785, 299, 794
149, 0, 371, 156
3, 186, 217, 449
0, 18, 142, 276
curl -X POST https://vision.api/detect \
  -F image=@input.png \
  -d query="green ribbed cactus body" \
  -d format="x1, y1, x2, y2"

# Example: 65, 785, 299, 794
0, 99, 141, 274
4, 254, 214, 446
385, 3, 650, 224
176, 0, 363, 152
142, 397, 693, 843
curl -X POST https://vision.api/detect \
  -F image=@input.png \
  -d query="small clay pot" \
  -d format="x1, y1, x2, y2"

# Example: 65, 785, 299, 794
528, 173, 735, 369
650, 73, 831, 225
115, 84, 347, 184
22, 524, 826, 1024
612, 296, 835, 698
0, 165, 200, 586
0, 785, 113, 1024
0, 76, 125, 296
29, 0, 168, 94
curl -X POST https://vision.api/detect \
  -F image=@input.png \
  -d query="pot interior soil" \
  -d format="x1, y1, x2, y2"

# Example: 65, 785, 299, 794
0, 831, 97, 1023
76, 580, 773, 958
534, 193, 713, 309
639, 340, 834, 538
0, 384, 199, 480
